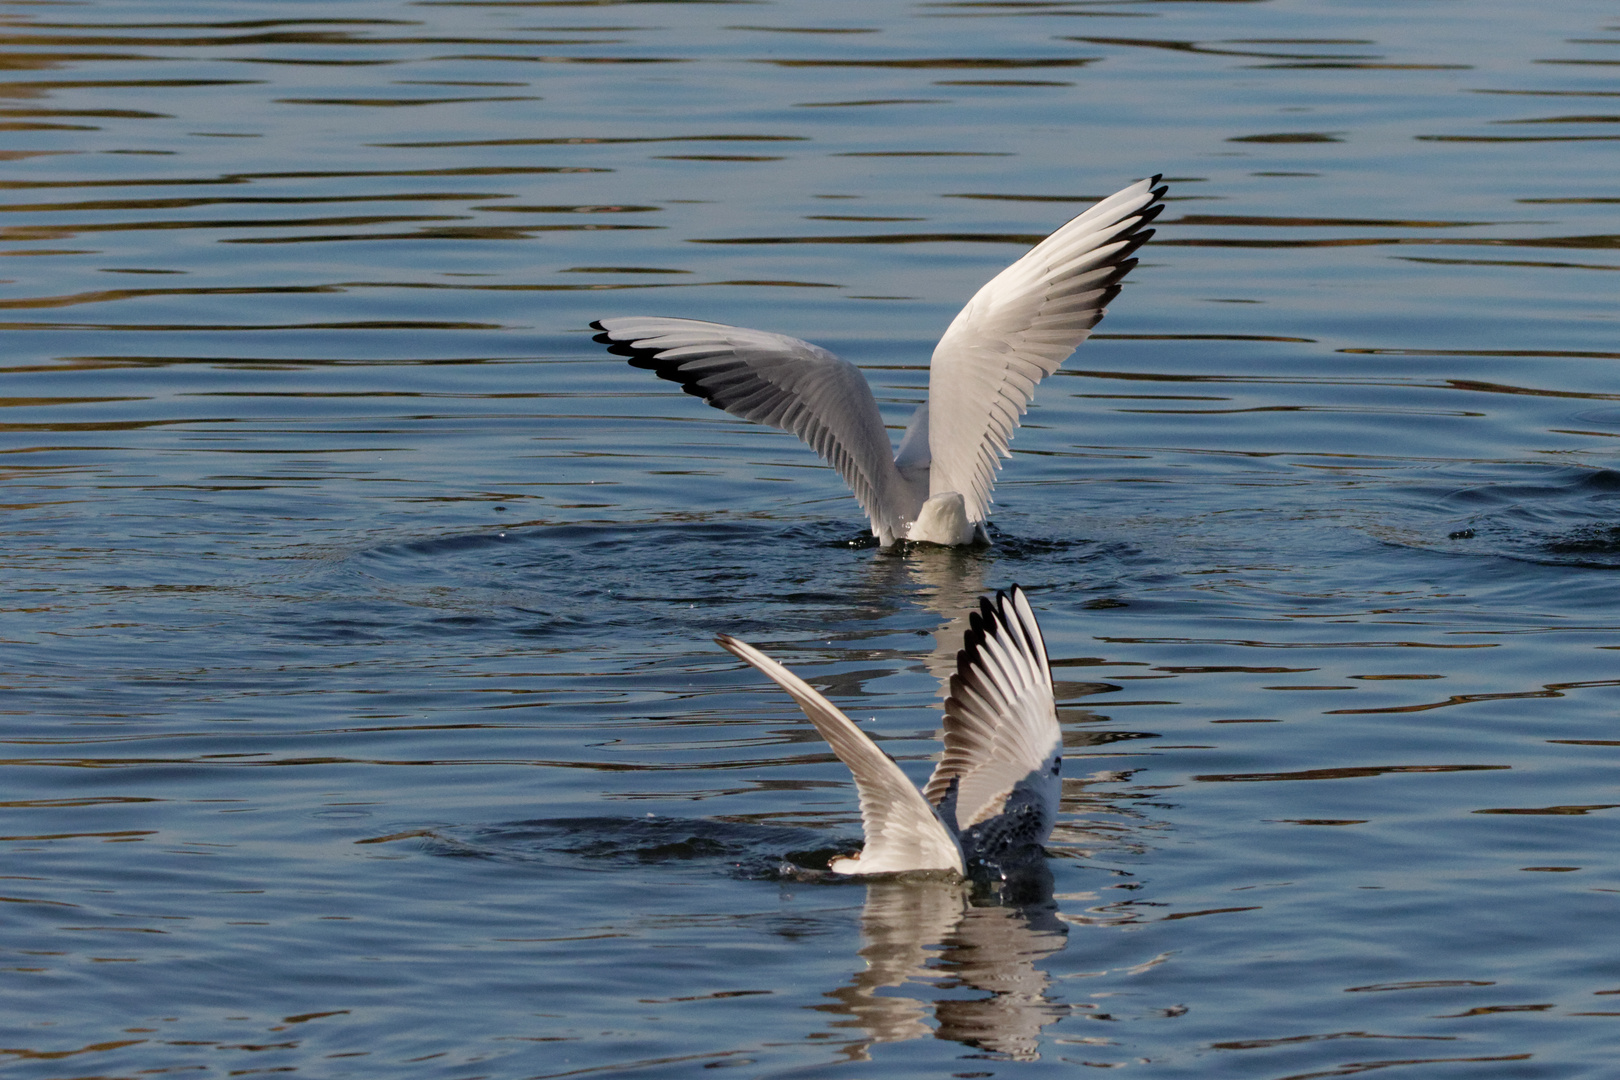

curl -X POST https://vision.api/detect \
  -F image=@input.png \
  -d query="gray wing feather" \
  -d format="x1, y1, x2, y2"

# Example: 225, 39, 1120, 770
597, 316, 916, 543
926, 176, 1167, 521
716, 634, 964, 875
922, 586, 1060, 832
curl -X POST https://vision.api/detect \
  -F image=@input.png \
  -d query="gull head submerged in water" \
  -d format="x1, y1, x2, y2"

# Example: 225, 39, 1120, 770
595, 176, 1166, 547
716, 585, 1060, 878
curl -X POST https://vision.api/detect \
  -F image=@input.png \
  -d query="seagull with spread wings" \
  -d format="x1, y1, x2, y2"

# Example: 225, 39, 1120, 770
595, 176, 1166, 546
716, 585, 1060, 878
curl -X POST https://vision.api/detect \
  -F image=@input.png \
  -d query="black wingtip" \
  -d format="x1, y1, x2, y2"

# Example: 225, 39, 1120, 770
955, 586, 1022, 682
595, 335, 660, 365
608, 341, 655, 363
1113, 229, 1154, 265
588, 321, 688, 372
588, 319, 607, 332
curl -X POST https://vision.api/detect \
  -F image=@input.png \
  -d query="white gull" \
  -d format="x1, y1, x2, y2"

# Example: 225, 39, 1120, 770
715, 585, 1060, 877
595, 176, 1166, 546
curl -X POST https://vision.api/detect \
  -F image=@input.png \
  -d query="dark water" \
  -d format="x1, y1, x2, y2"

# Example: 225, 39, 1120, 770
3, 0, 1618, 1076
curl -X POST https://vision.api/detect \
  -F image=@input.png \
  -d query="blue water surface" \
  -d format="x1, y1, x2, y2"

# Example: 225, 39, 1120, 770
2, 0, 1618, 1076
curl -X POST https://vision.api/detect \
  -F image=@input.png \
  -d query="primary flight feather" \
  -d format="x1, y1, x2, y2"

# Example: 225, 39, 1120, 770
596, 175, 1166, 546
716, 585, 1060, 877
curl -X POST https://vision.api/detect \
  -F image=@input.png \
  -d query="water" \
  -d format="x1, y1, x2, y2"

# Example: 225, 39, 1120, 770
2, 0, 1617, 1076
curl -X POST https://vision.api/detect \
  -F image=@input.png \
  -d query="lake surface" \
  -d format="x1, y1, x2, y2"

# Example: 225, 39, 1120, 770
2, 0, 1617, 1076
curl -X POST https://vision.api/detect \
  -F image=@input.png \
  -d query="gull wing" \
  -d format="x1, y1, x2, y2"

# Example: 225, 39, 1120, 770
716, 633, 964, 875
925, 176, 1167, 521
596, 316, 916, 543
922, 586, 1060, 830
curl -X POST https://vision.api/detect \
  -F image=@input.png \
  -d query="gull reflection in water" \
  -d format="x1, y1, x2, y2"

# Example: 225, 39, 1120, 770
816, 865, 1069, 1061
861, 542, 991, 691
808, 549, 1071, 1057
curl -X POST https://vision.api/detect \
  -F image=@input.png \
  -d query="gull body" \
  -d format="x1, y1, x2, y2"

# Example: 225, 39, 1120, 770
716, 586, 1060, 877
595, 176, 1166, 547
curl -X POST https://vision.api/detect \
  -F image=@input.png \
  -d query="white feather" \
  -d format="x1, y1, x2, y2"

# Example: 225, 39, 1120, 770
926, 177, 1164, 524
716, 585, 1060, 877
922, 588, 1060, 850
596, 175, 1165, 547
715, 633, 963, 875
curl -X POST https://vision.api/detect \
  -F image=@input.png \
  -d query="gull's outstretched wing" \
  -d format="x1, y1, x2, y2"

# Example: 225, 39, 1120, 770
926, 176, 1167, 522
922, 586, 1059, 832
716, 633, 964, 875
596, 316, 915, 544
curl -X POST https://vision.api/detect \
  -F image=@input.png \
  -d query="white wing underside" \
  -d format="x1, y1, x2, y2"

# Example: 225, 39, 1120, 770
927, 176, 1165, 524
715, 633, 964, 875
597, 175, 1164, 546
716, 585, 1060, 877
922, 587, 1060, 832
594, 318, 919, 543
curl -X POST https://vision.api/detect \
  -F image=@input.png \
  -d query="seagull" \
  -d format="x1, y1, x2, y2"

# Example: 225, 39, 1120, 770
594, 176, 1166, 546
715, 585, 1060, 877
